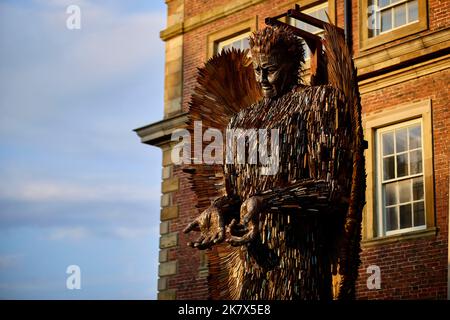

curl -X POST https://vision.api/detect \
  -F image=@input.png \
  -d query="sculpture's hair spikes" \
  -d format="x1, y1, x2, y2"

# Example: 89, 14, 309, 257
250, 25, 305, 81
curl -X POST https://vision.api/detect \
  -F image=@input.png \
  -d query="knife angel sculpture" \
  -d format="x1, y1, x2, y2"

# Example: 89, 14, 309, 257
181, 23, 365, 300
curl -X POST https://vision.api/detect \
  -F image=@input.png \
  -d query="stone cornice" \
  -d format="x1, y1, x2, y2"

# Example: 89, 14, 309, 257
356, 27, 450, 78
160, 0, 266, 41
359, 54, 450, 94
160, 22, 184, 41
134, 112, 188, 147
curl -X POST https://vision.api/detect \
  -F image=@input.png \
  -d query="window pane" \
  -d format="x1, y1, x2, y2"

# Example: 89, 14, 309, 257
382, 132, 394, 155
379, 0, 390, 8
397, 153, 408, 177
400, 204, 412, 228
412, 177, 424, 200
306, 23, 321, 34
297, 18, 321, 34
385, 182, 397, 205
410, 149, 423, 174
394, 4, 407, 28
413, 201, 425, 226
386, 206, 398, 231
378, 120, 425, 235
302, 42, 311, 59
383, 156, 395, 180
317, 8, 328, 22
306, 7, 328, 34
398, 179, 411, 203
381, 9, 392, 32
368, 14, 378, 38
242, 37, 250, 50
396, 128, 407, 152
294, 5, 328, 54
222, 44, 231, 52
409, 125, 421, 149
296, 20, 306, 30
408, 0, 419, 22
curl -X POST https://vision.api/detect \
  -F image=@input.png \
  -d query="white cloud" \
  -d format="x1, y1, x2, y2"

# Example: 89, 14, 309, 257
109, 226, 155, 239
0, 1, 163, 299
0, 254, 23, 269
48, 226, 90, 240
0, 175, 161, 235
46, 225, 157, 241
33, 0, 89, 7
0, 179, 160, 203
0, 1, 165, 131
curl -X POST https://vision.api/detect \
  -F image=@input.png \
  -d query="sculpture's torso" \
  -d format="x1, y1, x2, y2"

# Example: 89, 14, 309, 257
224, 85, 352, 299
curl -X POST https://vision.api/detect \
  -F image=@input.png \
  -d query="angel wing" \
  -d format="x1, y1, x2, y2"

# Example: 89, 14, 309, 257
323, 24, 366, 300
184, 48, 262, 210
184, 48, 262, 299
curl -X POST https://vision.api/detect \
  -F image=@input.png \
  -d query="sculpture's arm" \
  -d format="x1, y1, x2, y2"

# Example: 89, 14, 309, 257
226, 179, 346, 246
259, 179, 337, 212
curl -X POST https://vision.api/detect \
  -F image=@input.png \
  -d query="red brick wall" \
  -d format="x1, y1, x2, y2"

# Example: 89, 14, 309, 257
429, 0, 450, 30
184, 0, 222, 19
167, 0, 449, 299
167, 167, 209, 299
356, 69, 450, 299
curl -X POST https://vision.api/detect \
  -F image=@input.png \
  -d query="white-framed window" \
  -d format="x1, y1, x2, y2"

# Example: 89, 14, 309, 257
207, 18, 256, 58
216, 32, 250, 54
376, 118, 426, 236
368, 0, 419, 38
290, 2, 329, 59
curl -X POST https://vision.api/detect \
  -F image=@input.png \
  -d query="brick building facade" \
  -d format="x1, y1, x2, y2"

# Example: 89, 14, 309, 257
135, 0, 450, 299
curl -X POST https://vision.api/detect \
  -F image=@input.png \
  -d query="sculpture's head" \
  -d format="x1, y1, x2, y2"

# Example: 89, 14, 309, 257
250, 26, 304, 99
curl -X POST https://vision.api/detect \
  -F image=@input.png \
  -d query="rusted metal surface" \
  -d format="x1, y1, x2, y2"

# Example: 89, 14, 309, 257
183, 20, 365, 300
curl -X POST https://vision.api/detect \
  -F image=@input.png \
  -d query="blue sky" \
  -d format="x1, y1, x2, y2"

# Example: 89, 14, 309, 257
0, 0, 165, 299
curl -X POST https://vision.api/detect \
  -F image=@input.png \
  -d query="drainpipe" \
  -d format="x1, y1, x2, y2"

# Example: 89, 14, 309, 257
344, 0, 352, 53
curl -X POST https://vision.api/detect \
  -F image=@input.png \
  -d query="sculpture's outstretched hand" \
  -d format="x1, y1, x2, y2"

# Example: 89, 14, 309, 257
227, 196, 265, 247
183, 205, 225, 250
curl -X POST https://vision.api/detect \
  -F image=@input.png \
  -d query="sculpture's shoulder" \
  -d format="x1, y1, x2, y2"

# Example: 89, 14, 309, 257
227, 85, 344, 129
294, 84, 342, 100
291, 84, 345, 114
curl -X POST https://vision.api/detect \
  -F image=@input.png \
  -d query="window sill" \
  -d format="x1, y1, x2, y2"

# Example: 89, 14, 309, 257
360, 21, 427, 52
361, 227, 437, 248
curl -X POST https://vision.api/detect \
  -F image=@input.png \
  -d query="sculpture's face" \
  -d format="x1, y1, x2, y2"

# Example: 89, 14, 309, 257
253, 52, 294, 99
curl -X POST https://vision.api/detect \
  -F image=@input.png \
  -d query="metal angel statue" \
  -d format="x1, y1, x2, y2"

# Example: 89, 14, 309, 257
182, 21, 366, 300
